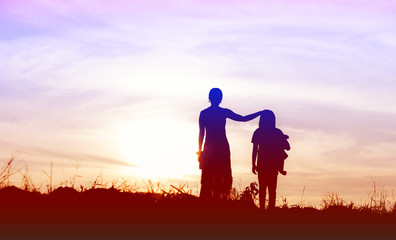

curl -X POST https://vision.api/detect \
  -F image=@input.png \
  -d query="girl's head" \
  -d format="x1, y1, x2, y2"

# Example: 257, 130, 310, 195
208, 88, 222, 106
259, 109, 276, 128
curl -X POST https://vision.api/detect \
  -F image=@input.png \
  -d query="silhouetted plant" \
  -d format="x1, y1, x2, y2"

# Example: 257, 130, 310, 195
280, 196, 289, 208
0, 157, 15, 187
239, 182, 259, 206
321, 192, 346, 209
361, 181, 395, 214
20, 166, 36, 192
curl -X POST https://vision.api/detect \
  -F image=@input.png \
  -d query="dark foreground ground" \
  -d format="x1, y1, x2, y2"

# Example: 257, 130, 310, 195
0, 186, 395, 240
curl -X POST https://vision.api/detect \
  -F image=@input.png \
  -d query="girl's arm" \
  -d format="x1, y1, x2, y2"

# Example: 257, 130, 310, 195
252, 143, 258, 174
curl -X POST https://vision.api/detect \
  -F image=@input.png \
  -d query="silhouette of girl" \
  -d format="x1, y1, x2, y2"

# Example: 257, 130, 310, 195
251, 110, 290, 209
198, 88, 262, 199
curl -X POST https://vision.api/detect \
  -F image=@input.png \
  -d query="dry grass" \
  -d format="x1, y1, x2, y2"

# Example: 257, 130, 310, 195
0, 157, 395, 239
0, 156, 395, 214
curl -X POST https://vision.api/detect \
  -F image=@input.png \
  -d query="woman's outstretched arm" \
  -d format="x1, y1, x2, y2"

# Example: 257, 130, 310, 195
227, 109, 262, 122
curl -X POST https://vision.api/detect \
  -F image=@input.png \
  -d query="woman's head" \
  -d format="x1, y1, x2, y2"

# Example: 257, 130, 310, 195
209, 88, 223, 106
259, 109, 276, 128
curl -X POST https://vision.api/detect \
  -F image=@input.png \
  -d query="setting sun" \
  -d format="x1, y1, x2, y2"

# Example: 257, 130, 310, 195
113, 116, 200, 180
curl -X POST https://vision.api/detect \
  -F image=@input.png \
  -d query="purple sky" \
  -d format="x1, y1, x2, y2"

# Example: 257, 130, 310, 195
1, 0, 396, 205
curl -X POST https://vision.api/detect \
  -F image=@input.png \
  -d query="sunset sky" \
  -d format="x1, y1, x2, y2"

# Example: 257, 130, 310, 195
1, 0, 396, 205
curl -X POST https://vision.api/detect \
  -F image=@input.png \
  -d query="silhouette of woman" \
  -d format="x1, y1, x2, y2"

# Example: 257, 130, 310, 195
198, 88, 262, 199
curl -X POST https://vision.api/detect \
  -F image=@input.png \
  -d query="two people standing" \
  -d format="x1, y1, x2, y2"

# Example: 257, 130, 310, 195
198, 88, 290, 209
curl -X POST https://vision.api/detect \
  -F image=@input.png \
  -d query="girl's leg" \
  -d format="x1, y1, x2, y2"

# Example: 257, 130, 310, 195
268, 174, 278, 208
258, 172, 267, 209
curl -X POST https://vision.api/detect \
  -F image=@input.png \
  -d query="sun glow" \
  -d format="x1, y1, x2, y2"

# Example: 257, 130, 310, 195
113, 116, 200, 180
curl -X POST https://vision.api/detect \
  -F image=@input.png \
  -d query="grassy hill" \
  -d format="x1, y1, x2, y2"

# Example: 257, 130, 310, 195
0, 158, 395, 239
0, 184, 395, 240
